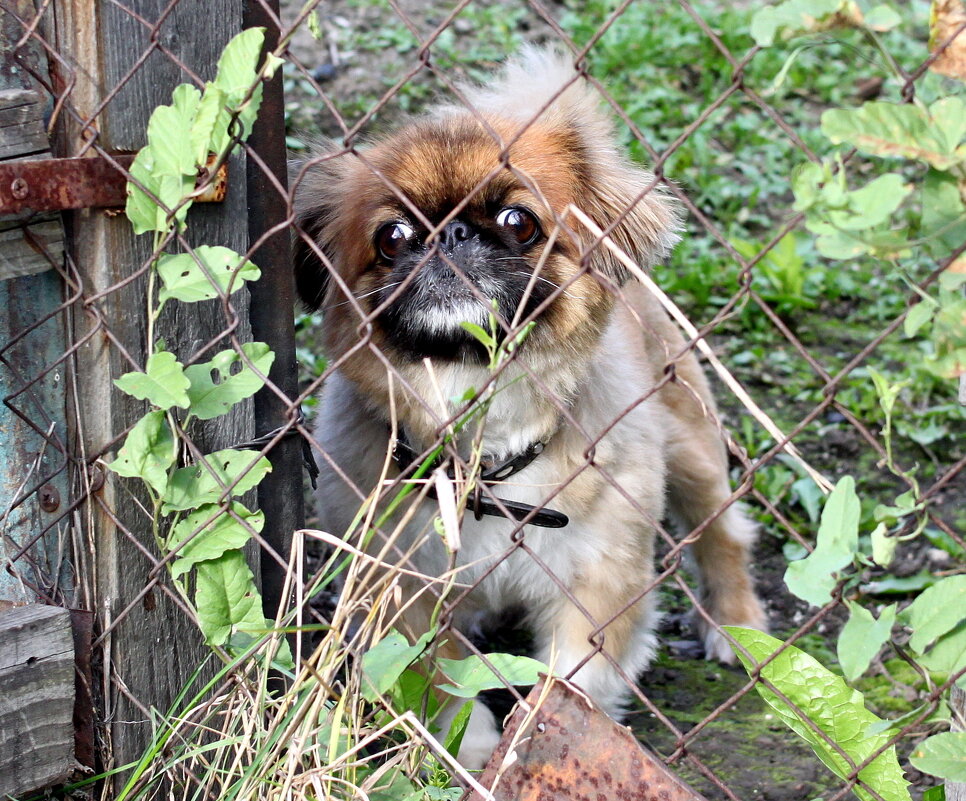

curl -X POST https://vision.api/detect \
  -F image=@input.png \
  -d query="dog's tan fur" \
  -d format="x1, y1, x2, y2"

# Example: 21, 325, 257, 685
294, 47, 766, 768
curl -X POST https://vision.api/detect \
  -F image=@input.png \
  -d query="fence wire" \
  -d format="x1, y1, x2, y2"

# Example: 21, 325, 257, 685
1, 1, 964, 800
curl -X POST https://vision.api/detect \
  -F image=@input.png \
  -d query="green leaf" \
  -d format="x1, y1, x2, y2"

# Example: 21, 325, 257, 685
192, 84, 226, 166
922, 786, 946, 801
900, 575, 966, 654
157, 246, 261, 305
870, 523, 898, 567
750, 0, 857, 46
126, 149, 193, 235
147, 84, 200, 178
836, 601, 896, 681
910, 733, 966, 782
361, 629, 436, 702
862, 570, 937, 596
827, 173, 911, 231
726, 627, 912, 801
904, 301, 937, 337
821, 100, 966, 170
922, 170, 966, 255
784, 476, 860, 606
114, 351, 191, 410
436, 653, 546, 698
195, 549, 267, 646
211, 28, 266, 152
168, 502, 264, 579
443, 700, 474, 757
108, 410, 176, 497
184, 342, 275, 420
460, 321, 496, 349
914, 624, 966, 683
864, 5, 901, 31
161, 448, 271, 513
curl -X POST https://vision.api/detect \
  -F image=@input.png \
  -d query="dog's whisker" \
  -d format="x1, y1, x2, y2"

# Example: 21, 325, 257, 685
323, 282, 403, 310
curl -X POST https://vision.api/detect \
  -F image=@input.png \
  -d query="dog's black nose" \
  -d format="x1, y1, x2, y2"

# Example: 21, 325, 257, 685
439, 220, 472, 251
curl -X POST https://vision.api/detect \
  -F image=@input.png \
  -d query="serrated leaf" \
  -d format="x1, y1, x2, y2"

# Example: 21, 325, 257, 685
161, 448, 271, 513
899, 575, 966, 653
727, 627, 912, 801
157, 246, 261, 305
910, 732, 966, 782
184, 342, 275, 420
147, 84, 200, 178
195, 549, 267, 646
114, 351, 191, 410
192, 84, 225, 166
837, 601, 896, 681
750, 0, 861, 46
168, 502, 264, 578
108, 410, 176, 497
821, 100, 966, 170
784, 476, 860, 606
361, 629, 436, 702
436, 653, 546, 698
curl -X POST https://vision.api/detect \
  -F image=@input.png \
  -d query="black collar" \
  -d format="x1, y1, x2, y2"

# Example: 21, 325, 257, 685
391, 428, 569, 529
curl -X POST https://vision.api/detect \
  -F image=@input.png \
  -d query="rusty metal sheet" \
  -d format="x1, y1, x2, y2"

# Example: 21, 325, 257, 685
0, 155, 228, 215
462, 678, 708, 801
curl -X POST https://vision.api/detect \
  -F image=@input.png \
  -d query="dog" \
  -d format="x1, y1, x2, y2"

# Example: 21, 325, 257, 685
292, 47, 767, 769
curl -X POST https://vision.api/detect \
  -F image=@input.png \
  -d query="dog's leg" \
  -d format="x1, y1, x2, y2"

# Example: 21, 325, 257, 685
532, 566, 659, 718
658, 364, 768, 662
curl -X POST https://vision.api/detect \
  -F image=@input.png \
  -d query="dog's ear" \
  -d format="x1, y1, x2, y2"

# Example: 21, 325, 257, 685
457, 46, 681, 284
291, 141, 345, 311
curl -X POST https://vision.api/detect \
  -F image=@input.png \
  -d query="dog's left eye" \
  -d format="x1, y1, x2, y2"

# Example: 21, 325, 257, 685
496, 207, 540, 246
375, 222, 414, 261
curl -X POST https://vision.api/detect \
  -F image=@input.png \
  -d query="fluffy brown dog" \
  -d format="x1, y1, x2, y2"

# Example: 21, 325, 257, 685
293, 47, 766, 768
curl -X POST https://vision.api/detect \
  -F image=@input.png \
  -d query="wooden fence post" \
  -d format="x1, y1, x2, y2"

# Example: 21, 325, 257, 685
49, 0, 258, 774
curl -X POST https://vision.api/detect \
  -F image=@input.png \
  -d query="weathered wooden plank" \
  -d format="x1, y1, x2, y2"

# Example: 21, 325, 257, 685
0, 604, 75, 797
0, 87, 47, 159
54, 0, 256, 777
0, 217, 63, 278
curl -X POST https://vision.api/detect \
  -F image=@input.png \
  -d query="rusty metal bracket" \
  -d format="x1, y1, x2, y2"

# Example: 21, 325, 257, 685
0, 154, 227, 216
462, 678, 709, 801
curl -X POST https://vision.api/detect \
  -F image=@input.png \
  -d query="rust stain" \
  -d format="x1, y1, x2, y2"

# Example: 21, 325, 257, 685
462, 678, 708, 801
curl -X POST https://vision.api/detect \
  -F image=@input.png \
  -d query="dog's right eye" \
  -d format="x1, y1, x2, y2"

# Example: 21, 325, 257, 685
375, 222, 414, 261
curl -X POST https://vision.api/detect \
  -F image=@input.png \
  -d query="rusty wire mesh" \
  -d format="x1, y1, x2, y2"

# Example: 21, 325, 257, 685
1, 1, 964, 800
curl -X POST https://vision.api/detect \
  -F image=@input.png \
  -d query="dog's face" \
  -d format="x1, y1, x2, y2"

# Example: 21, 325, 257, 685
293, 51, 679, 396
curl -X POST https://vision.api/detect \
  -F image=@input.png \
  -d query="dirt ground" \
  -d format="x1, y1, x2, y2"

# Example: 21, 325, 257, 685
283, 3, 963, 800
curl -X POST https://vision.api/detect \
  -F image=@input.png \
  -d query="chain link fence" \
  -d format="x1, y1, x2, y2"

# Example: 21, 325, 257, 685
1, 0, 964, 799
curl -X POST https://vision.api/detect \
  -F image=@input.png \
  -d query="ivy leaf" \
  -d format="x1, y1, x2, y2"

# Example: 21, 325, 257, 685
899, 575, 966, 654
108, 410, 177, 497
161, 448, 271, 513
195, 549, 268, 646
727, 627, 912, 801
910, 732, 966, 782
436, 653, 546, 698
114, 351, 190, 410
168, 502, 264, 579
837, 601, 896, 681
784, 476, 860, 606
157, 246, 261, 305
821, 100, 966, 170
361, 629, 436, 702
184, 342, 275, 420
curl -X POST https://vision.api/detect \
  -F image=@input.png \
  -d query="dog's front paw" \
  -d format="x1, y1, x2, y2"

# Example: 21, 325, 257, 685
697, 593, 768, 664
